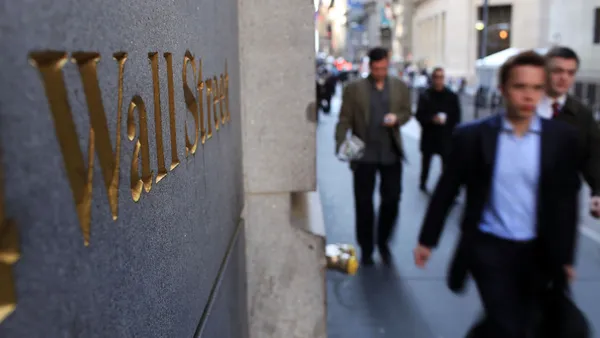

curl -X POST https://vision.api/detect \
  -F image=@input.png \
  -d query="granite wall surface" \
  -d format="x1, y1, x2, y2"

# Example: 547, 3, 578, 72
0, 1, 246, 337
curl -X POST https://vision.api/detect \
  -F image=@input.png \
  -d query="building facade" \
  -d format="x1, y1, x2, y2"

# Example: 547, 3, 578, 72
393, 0, 415, 63
547, 0, 600, 81
412, 0, 600, 83
316, 0, 349, 57
343, 0, 415, 64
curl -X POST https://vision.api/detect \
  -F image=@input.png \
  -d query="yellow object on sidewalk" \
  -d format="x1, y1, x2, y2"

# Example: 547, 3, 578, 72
326, 243, 358, 275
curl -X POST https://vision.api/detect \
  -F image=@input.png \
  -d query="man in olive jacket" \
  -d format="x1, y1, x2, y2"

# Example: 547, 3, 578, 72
335, 47, 412, 266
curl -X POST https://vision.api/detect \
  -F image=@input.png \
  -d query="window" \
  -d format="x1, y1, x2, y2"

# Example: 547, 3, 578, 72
595, 8, 600, 44
477, 5, 512, 58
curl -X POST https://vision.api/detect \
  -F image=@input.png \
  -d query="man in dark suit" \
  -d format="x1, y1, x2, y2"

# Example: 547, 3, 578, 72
413, 51, 581, 337
335, 47, 412, 266
538, 46, 600, 218
415, 67, 461, 192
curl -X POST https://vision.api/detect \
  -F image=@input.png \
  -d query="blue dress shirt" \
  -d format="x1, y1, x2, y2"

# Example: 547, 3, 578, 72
479, 115, 541, 241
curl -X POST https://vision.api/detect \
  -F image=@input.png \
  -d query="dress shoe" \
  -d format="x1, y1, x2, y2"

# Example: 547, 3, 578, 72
361, 255, 374, 266
379, 245, 393, 266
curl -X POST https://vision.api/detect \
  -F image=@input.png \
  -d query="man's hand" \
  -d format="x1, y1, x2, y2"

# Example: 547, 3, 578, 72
564, 265, 576, 282
432, 115, 443, 124
383, 113, 398, 127
590, 196, 600, 218
413, 244, 432, 268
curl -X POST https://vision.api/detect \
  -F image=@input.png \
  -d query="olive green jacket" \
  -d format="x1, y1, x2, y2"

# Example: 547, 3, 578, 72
335, 77, 412, 159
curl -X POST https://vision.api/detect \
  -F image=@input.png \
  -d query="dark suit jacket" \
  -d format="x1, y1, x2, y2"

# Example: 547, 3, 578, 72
415, 87, 462, 154
418, 115, 581, 292
556, 96, 600, 196
335, 76, 412, 157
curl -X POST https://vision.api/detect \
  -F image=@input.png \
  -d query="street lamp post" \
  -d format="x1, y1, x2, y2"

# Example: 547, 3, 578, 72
475, 0, 489, 119
480, 0, 489, 60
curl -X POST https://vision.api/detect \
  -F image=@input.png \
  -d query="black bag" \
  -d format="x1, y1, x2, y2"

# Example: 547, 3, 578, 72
465, 279, 592, 338
464, 316, 486, 338
446, 233, 474, 294
535, 278, 592, 338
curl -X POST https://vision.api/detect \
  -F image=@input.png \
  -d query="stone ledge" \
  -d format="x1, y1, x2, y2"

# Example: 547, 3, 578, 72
244, 193, 326, 338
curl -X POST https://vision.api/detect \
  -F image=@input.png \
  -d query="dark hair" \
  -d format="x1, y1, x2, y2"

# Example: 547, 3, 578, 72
368, 47, 389, 64
545, 46, 580, 66
499, 50, 546, 86
432, 67, 444, 76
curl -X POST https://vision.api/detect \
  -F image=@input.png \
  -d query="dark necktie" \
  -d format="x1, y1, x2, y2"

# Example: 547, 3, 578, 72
552, 101, 561, 118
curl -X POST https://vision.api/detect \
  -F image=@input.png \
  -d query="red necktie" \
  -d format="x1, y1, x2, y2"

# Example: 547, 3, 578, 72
552, 101, 561, 118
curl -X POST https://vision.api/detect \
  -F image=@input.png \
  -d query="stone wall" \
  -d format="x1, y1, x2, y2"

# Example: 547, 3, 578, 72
0, 1, 246, 337
237, 0, 327, 336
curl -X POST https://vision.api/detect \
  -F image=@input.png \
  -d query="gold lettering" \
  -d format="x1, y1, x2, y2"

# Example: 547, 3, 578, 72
212, 75, 221, 130
127, 95, 153, 202
0, 263, 17, 323
164, 53, 180, 170
219, 73, 226, 125
205, 77, 213, 139
29, 51, 126, 245
0, 147, 19, 323
148, 53, 168, 182
183, 51, 200, 155
29, 51, 233, 241
224, 61, 231, 122
197, 59, 207, 144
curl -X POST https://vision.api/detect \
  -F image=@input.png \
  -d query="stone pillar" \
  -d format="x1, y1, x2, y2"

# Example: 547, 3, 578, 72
402, 0, 414, 62
237, 0, 326, 337
433, 15, 439, 66
365, 1, 380, 48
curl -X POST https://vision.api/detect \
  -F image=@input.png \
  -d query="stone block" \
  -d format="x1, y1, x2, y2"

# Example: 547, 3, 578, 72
238, 0, 317, 194
244, 193, 326, 338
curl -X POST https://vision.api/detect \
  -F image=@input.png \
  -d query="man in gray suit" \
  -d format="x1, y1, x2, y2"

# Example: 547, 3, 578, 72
335, 47, 412, 266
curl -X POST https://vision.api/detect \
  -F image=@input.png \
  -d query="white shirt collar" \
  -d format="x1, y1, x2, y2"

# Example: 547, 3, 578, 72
541, 94, 567, 107
501, 114, 542, 133
537, 94, 567, 119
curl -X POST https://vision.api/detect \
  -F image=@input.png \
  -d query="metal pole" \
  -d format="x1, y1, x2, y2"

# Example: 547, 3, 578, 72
480, 0, 489, 60
475, 0, 489, 119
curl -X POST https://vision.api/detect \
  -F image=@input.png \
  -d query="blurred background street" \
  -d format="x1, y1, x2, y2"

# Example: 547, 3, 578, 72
314, 0, 600, 336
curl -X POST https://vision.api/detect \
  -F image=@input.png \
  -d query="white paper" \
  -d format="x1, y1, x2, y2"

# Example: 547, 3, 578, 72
337, 135, 365, 161
437, 112, 447, 124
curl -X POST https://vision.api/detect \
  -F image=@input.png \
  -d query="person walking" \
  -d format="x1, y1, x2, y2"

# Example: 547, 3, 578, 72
538, 46, 600, 218
415, 67, 461, 192
413, 51, 581, 338
335, 47, 411, 266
